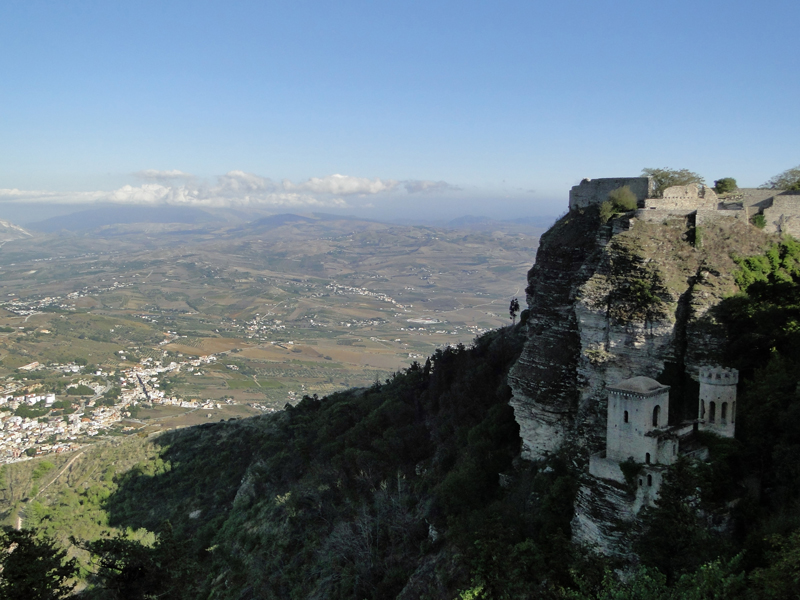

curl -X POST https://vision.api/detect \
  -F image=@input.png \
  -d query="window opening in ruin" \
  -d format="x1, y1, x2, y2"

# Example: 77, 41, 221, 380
673, 444, 676, 455
647, 474, 652, 486
709, 402, 716, 423
721, 402, 728, 424
645, 452, 651, 464
652, 405, 660, 427
624, 410, 628, 423
639, 479, 643, 486
732, 401, 736, 423
701, 399, 705, 419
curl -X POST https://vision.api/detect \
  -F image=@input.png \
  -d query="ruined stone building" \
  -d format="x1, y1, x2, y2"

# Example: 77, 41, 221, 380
568, 176, 800, 235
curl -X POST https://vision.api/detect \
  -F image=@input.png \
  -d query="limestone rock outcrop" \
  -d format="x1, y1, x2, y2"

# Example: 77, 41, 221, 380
508, 206, 767, 462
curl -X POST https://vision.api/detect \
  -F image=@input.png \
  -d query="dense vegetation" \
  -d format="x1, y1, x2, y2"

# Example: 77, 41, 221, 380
6, 326, 586, 598
8, 237, 800, 598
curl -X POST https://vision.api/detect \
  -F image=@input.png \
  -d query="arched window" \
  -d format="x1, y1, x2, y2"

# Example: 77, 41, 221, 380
645, 452, 651, 464
647, 474, 652, 486
652, 405, 661, 427
624, 410, 629, 423
639, 478, 643, 487
700, 399, 705, 419
732, 401, 736, 423
709, 402, 716, 423
721, 402, 728, 424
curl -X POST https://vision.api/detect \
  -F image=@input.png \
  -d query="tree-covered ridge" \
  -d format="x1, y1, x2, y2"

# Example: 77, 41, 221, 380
7, 327, 575, 598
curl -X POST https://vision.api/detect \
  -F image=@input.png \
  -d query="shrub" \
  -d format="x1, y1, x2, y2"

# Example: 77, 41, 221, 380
607, 185, 638, 210
620, 457, 643, 491
67, 384, 95, 396
752, 214, 766, 229
713, 177, 738, 194
693, 226, 703, 248
599, 200, 614, 223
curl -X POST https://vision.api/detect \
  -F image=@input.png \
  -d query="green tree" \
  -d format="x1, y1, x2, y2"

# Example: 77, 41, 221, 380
0, 527, 78, 600
76, 524, 200, 600
762, 165, 800, 191
608, 185, 638, 210
635, 458, 720, 581
748, 530, 800, 599
713, 177, 738, 194
509, 298, 520, 324
642, 168, 705, 197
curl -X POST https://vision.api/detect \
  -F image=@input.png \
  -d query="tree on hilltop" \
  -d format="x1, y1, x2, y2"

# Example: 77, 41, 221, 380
713, 177, 738, 194
642, 168, 705, 197
762, 165, 800, 191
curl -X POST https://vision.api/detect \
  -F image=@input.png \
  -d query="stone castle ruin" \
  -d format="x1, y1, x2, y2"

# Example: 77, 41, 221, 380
569, 176, 800, 236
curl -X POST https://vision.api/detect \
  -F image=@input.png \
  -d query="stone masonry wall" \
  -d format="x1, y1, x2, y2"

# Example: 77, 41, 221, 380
763, 194, 800, 236
569, 177, 653, 210
643, 183, 718, 211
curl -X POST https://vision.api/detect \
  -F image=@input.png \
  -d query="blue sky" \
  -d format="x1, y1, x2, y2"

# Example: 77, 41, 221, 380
1, 0, 798, 221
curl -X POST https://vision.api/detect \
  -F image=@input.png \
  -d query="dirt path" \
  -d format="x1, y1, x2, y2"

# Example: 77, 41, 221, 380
16, 449, 85, 529
37, 450, 85, 499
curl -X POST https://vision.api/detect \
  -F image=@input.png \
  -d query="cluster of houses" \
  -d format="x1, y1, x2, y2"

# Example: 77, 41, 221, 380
0, 353, 228, 464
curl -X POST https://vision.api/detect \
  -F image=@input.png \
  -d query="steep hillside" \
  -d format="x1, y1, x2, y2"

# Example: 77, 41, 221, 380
6, 328, 583, 599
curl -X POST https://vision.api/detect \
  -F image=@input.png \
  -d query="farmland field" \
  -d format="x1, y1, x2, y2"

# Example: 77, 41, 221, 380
0, 214, 540, 417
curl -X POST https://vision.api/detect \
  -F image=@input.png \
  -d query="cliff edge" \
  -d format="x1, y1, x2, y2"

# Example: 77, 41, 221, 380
509, 179, 769, 462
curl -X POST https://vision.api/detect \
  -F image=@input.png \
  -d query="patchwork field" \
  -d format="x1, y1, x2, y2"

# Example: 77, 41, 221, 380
0, 214, 540, 424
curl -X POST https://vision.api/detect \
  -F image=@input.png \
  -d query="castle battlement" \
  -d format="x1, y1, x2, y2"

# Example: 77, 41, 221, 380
699, 366, 739, 386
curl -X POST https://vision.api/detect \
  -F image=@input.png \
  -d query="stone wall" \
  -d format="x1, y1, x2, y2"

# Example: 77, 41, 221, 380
635, 209, 694, 223
643, 183, 718, 211
569, 177, 653, 210
695, 209, 746, 226
762, 193, 800, 236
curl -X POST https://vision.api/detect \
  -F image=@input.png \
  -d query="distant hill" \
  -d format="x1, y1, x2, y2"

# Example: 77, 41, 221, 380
27, 205, 218, 233
0, 219, 32, 242
247, 213, 317, 230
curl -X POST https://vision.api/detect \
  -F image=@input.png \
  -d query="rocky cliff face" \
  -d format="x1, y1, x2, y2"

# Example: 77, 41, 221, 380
509, 208, 767, 461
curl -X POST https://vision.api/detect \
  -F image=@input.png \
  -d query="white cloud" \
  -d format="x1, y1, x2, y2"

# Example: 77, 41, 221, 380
213, 171, 276, 196
0, 188, 107, 203
0, 171, 458, 209
284, 174, 399, 196
134, 169, 195, 183
404, 180, 461, 194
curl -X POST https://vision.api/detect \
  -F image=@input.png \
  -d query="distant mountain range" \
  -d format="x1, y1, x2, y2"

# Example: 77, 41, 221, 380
26, 205, 219, 233
17, 204, 555, 236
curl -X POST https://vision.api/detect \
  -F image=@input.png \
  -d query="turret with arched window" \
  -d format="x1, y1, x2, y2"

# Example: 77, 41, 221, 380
698, 366, 738, 439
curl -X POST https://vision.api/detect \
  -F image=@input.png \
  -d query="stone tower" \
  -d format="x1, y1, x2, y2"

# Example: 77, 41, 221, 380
605, 376, 677, 466
698, 366, 738, 438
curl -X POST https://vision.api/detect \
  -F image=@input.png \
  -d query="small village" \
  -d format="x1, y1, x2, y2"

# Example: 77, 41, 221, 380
0, 353, 233, 465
